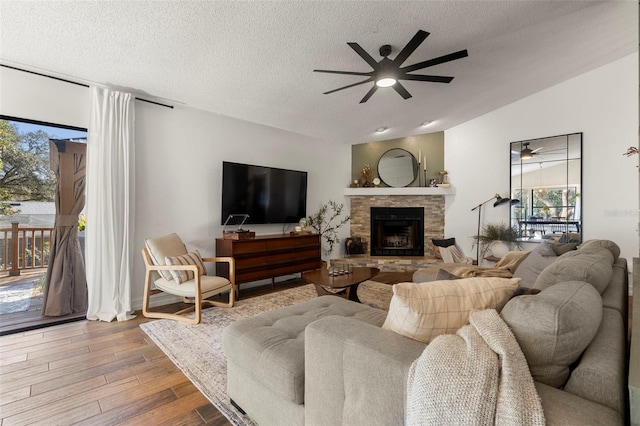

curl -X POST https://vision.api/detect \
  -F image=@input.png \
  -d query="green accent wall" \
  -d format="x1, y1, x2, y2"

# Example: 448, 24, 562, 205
351, 132, 444, 187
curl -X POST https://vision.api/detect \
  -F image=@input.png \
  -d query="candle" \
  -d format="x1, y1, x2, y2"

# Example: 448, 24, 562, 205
418, 149, 421, 163
423, 156, 427, 171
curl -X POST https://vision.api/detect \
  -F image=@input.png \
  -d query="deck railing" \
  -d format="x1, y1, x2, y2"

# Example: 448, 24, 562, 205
0, 223, 53, 276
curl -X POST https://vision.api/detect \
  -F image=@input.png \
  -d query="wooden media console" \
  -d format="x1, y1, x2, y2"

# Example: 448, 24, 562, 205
215, 233, 322, 297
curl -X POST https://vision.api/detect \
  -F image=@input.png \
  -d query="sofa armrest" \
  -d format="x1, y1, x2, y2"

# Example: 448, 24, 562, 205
630, 257, 640, 426
305, 315, 425, 426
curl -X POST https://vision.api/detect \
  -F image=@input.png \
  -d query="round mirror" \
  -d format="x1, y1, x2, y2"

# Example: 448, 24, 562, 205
377, 148, 419, 187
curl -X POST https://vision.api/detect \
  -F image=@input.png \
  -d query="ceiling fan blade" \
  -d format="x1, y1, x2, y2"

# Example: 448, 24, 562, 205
323, 78, 373, 95
347, 42, 380, 69
532, 147, 544, 153
393, 30, 430, 66
313, 69, 372, 76
400, 74, 454, 83
359, 85, 378, 103
401, 49, 469, 73
393, 82, 412, 100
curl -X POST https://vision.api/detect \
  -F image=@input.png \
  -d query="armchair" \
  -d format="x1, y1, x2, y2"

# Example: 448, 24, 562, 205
141, 233, 235, 324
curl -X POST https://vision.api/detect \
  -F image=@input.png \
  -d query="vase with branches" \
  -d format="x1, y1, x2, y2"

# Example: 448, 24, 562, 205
306, 200, 350, 257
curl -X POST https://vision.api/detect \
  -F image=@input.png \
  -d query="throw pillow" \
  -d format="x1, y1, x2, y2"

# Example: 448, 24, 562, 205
432, 238, 456, 248
382, 277, 520, 344
501, 281, 602, 388
578, 239, 621, 261
435, 269, 461, 280
145, 233, 188, 281
512, 242, 558, 288
550, 242, 578, 256
533, 251, 613, 294
165, 250, 207, 284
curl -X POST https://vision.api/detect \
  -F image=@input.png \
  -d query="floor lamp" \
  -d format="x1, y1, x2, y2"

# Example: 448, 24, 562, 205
471, 194, 519, 264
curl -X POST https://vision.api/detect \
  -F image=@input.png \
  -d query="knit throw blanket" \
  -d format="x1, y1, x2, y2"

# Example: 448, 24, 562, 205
406, 309, 545, 425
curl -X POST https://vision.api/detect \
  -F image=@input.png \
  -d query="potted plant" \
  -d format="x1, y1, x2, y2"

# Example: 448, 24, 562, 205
472, 222, 522, 258
306, 200, 350, 259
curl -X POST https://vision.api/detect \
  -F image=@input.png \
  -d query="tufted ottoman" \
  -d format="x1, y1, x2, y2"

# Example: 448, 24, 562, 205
222, 295, 387, 425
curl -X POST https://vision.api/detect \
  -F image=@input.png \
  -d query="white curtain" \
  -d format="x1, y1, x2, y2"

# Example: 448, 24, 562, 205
86, 86, 135, 322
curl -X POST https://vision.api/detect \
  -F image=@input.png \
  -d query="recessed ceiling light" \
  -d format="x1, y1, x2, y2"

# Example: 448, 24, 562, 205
376, 126, 388, 133
421, 120, 433, 127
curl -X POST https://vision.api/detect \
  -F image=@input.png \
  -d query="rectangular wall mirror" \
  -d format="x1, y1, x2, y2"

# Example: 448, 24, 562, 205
510, 133, 582, 244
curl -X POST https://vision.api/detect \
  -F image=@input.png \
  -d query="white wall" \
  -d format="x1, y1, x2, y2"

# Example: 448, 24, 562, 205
444, 53, 639, 266
0, 67, 350, 310
134, 103, 349, 307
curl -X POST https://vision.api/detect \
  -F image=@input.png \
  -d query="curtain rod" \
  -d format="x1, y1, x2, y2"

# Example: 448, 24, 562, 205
1, 64, 174, 109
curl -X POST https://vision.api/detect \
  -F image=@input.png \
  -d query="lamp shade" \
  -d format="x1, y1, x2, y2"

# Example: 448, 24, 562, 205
493, 195, 519, 207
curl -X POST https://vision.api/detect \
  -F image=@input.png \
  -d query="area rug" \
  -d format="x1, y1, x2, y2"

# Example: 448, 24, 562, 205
140, 281, 392, 425
0, 282, 35, 314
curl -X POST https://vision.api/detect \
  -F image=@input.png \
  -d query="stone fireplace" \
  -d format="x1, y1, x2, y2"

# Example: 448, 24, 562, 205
348, 194, 445, 259
370, 207, 424, 256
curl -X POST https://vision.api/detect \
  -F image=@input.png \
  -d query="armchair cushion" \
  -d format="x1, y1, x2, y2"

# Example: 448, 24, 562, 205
145, 233, 188, 280
154, 274, 231, 298
165, 250, 207, 284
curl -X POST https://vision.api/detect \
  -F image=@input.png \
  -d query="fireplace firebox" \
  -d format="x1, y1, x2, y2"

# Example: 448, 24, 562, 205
370, 207, 424, 256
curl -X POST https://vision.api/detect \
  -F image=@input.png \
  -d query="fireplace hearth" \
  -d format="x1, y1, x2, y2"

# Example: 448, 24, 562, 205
370, 207, 424, 256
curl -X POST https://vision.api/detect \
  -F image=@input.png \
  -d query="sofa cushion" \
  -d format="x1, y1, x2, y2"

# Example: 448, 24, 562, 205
512, 242, 558, 287
222, 296, 386, 405
578, 239, 621, 261
534, 251, 613, 294
500, 281, 602, 388
382, 277, 520, 344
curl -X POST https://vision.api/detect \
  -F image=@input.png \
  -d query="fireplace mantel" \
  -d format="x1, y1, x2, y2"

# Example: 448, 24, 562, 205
344, 187, 455, 196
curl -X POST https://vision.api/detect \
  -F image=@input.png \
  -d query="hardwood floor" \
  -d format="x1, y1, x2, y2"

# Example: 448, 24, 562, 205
0, 272, 405, 426
1, 275, 371, 426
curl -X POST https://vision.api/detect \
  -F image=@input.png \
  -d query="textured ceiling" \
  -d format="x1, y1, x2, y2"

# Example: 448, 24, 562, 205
0, 1, 637, 144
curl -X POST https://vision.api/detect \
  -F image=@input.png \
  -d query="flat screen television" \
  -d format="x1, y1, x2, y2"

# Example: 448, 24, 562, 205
221, 161, 308, 225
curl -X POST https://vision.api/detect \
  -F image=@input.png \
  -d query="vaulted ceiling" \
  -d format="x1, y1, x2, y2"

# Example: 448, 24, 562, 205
0, 1, 637, 144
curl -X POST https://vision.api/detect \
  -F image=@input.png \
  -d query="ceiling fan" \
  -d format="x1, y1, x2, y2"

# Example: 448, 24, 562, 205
514, 142, 543, 160
314, 30, 468, 103
513, 143, 568, 160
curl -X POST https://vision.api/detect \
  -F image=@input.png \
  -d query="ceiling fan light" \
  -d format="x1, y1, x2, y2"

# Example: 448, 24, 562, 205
376, 77, 397, 88
520, 150, 533, 160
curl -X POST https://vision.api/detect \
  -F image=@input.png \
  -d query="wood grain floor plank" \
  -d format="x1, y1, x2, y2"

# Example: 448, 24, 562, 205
29, 401, 102, 426
1, 375, 106, 418
31, 354, 145, 395
197, 403, 232, 425
172, 380, 201, 399
76, 388, 178, 426
48, 340, 148, 370
98, 371, 188, 412
1, 376, 139, 426
4, 376, 139, 425
0, 386, 30, 406
2, 352, 115, 394
0, 360, 49, 384
117, 390, 210, 426
134, 357, 184, 384
0, 353, 52, 374
0, 352, 27, 367
158, 409, 206, 425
